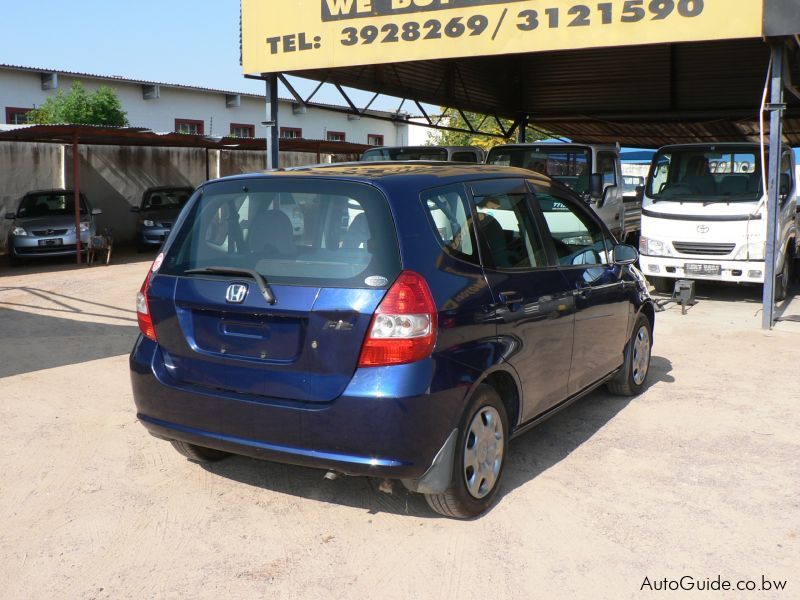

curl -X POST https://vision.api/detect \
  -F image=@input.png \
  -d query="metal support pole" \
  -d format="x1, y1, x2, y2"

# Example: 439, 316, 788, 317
72, 132, 82, 265
265, 74, 280, 169
762, 42, 785, 330
517, 115, 527, 143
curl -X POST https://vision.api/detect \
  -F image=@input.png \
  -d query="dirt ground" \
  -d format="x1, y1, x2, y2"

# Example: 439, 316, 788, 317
1, 252, 798, 599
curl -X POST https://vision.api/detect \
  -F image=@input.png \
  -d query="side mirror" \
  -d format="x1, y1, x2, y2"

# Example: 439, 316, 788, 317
602, 184, 618, 205
91, 208, 102, 215
613, 244, 639, 266
589, 173, 603, 201
5, 212, 15, 220
130, 206, 140, 213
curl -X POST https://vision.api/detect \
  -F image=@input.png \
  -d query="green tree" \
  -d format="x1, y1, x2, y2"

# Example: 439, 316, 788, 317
425, 110, 547, 149
27, 82, 128, 127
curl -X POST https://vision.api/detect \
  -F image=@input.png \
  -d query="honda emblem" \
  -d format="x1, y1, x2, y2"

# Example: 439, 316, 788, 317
697, 225, 710, 234
225, 283, 249, 304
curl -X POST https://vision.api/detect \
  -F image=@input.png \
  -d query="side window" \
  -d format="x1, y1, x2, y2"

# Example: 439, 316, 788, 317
597, 152, 617, 187
421, 185, 478, 265
471, 179, 547, 270
535, 192, 611, 266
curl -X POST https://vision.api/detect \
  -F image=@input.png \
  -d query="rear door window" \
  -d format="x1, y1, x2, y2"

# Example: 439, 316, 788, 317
421, 184, 479, 265
470, 179, 548, 270
161, 178, 401, 288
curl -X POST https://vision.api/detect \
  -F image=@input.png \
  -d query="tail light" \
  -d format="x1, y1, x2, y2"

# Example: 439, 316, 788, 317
358, 271, 437, 367
136, 270, 157, 342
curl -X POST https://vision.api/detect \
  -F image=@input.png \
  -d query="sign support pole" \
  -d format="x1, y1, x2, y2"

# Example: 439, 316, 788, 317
264, 73, 280, 170
762, 41, 785, 330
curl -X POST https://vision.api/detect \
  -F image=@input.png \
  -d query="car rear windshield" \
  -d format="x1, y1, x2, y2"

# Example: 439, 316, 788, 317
486, 146, 592, 195
143, 189, 192, 210
17, 193, 88, 217
362, 147, 449, 161
160, 178, 401, 289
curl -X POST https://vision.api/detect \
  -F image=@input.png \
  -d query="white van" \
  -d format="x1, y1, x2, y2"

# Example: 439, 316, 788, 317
639, 144, 797, 300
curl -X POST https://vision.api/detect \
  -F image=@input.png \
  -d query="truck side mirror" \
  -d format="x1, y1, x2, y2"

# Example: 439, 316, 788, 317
589, 173, 603, 201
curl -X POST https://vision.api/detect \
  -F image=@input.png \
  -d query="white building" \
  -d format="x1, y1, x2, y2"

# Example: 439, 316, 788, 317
0, 64, 408, 146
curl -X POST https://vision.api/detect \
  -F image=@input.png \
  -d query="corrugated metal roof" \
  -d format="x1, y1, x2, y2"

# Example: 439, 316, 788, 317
0, 124, 371, 154
292, 39, 800, 147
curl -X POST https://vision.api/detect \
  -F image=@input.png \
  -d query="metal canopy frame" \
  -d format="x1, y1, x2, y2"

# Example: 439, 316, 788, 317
244, 33, 800, 330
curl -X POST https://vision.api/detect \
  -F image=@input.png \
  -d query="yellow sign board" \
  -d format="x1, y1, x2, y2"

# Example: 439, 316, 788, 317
242, 0, 764, 74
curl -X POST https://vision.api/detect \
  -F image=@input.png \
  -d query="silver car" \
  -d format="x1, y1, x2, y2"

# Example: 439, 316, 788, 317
5, 190, 102, 264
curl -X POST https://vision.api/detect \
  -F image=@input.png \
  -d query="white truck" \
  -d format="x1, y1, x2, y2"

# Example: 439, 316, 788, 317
485, 143, 641, 243
638, 143, 797, 300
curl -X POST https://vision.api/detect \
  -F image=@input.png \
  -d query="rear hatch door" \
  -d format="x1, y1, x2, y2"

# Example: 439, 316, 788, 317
149, 176, 400, 403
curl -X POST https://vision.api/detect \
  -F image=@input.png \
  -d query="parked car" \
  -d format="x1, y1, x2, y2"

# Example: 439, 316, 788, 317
361, 145, 485, 163
5, 189, 101, 264
130, 163, 655, 518
131, 186, 194, 251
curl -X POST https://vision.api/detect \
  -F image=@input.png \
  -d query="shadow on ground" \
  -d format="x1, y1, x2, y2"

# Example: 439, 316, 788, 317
196, 356, 675, 519
0, 246, 153, 278
0, 307, 139, 378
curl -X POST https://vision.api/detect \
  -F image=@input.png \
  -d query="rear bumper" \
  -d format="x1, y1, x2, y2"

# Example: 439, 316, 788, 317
130, 337, 468, 481
640, 255, 766, 284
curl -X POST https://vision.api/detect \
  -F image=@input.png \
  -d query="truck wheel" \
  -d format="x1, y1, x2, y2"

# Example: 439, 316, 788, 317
649, 276, 673, 295
170, 440, 231, 463
425, 385, 508, 519
775, 255, 792, 302
607, 313, 653, 397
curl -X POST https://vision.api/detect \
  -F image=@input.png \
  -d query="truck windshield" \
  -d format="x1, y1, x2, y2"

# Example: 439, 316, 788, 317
647, 147, 762, 202
486, 146, 592, 195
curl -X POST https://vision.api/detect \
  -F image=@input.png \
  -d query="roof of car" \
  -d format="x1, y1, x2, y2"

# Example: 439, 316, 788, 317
211, 162, 551, 188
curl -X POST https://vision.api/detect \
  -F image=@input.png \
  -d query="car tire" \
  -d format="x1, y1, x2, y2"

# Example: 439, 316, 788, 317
607, 313, 653, 397
649, 276, 673, 295
170, 440, 231, 463
425, 385, 509, 519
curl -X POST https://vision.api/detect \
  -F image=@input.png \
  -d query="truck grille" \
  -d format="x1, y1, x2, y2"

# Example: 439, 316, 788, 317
672, 242, 736, 256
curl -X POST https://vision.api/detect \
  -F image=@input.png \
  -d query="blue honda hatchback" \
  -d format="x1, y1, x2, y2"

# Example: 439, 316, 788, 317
131, 163, 655, 518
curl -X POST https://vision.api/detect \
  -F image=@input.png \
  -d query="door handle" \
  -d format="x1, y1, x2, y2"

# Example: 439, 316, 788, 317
573, 284, 593, 299
499, 291, 524, 306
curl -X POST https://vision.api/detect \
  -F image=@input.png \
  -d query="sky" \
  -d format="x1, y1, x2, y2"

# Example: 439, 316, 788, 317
0, 0, 424, 119
1, 2, 795, 154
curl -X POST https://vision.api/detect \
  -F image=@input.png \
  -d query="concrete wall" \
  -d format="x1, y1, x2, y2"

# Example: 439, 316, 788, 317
0, 141, 64, 248
0, 68, 409, 146
63, 144, 209, 244
0, 142, 361, 251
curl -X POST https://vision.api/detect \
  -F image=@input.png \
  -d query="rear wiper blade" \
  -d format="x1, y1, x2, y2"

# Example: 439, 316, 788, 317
184, 267, 276, 305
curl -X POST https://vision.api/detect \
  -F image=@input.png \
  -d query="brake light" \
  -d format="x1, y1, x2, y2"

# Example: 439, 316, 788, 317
136, 270, 157, 342
358, 271, 437, 367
